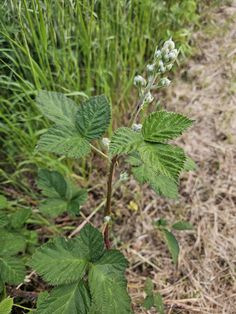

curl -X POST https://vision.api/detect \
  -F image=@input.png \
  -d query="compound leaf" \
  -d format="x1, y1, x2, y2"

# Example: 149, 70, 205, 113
76, 95, 111, 141
138, 143, 186, 181
183, 156, 197, 171
36, 125, 91, 159
0, 256, 25, 284
67, 189, 88, 216
88, 250, 132, 314
36, 91, 78, 129
0, 297, 14, 314
39, 198, 67, 217
36, 282, 91, 314
163, 229, 179, 264
109, 128, 143, 157
10, 208, 31, 229
37, 169, 67, 198
31, 237, 88, 285
142, 111, 193, 143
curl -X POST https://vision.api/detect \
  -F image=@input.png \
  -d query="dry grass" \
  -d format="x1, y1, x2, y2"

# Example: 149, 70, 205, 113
110, 2, 236, 313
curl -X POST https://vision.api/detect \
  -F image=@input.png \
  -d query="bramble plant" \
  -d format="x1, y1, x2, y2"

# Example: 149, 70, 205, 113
2, 39, 195, 313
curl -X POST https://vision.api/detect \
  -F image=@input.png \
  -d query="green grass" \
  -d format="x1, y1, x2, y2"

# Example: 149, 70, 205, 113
0, 0, 199, 195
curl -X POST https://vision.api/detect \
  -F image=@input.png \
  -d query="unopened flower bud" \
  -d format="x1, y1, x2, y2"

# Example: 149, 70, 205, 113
166, 64, 173, 71
146, 64, 155, 74
154, 49, 161, 59
102, 137, 110, 147
144, 91, 154, 104
134, 75, 147, 87
168, 49, 178, 60
132, 123, 142, 131
120, 171, 129, 181
164, 38, 175, 50
104, 216, 111, 223
160, 77, 171, 87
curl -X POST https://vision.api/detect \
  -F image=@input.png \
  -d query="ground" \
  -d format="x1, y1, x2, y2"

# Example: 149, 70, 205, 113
116, 2, 236, 313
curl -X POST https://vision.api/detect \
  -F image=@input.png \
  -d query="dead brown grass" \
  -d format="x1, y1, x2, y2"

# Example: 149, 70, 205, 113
112, 2, 236, 313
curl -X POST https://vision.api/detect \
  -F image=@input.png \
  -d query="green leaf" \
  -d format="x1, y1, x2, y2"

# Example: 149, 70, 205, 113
37, 125, 91, 159
183, 156, 197, 171
36, 282, 91, 314
76, 95, 111, 141
154, 293, 164, 314
109, 128, 142, 157
154, 218, 168, 229
0, 229, 26, 255
39, 198, 67, 217
31, 237, 88, 285
10, 208, 31, 229
0, 297, 14, 314
88, 250, 132, 314
37, 169, 67, 198
67, 189, 88, 216
138, 142, 186, 181
36, 91, 78, 128
142, 111, 193, 143
163, 229, 179, 264
0, 195, 8, 210
143, 295, 154, 310
144, 278, 154, 296
172, 221, 193, 230
0, 211, 9, 228
0, 256, 25, 284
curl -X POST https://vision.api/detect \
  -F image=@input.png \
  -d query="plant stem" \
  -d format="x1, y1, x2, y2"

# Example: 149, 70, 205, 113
90, 143, 110, 160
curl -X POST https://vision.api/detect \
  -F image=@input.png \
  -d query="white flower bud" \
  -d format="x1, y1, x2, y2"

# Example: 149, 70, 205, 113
144, 91, 154, 104
104, 216, 111, 223
160, 77, 171, 87
102, 137, 110, 147
154, 49, 161, 59
146, 64, 155, 74
166, 64, 173, 71
120, 171, 129, 181
168, 49, 178, 60
164, 38, 175, 50
132, 123, 142, 131
159, 61, 166, 73
134, 75, 147, 87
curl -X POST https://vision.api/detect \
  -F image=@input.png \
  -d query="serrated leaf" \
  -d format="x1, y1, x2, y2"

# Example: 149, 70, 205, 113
183, 156, 197, 171
39, 198, 67, 217
36, 91, 78, 128
37, 169, 67, 198
163, 229, 179, 264
172, 221, 193, 230
88, 250, 132, 314
154, 293, 164, 314
10, 208, 31, 229
36, 282, 91, 314
0, 211, 9, 228
0, 256, 26, 284
138, 142, 186, 181
109, 127, 143, 157
76, 95, 111, 141
0, 229, 26, 255
0, 195, 8, 210
0, 297, 14, 314
142, 111, 193, 143
67, 189, 88, 216
37, 125, 91, 159
31, 237, 88, 285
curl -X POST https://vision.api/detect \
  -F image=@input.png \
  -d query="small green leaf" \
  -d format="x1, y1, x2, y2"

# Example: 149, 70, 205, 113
0, 297, 14, 314
39, 198, 67, 217
163, 229, 179, 264
142, 111, 193, 143
67, 189, 88, 216
0, 256, 26, 284
109, 127, 142, 157
138, 142, 186, 181
0, 195, 8, 210
154, 293, 164, 314
10, 208, 31, 229
172, 221, 193, 230
144, 278, 154, 296
154, 218, 168, 229
143, 295, 154, 310
37, 169, 67, 198
0, 229, 26, 255
0, 211, 9, 228
36, 282, 91, 314
36, 91, 78, 128
76, 95, 111, 141
37, 125, 91, 159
